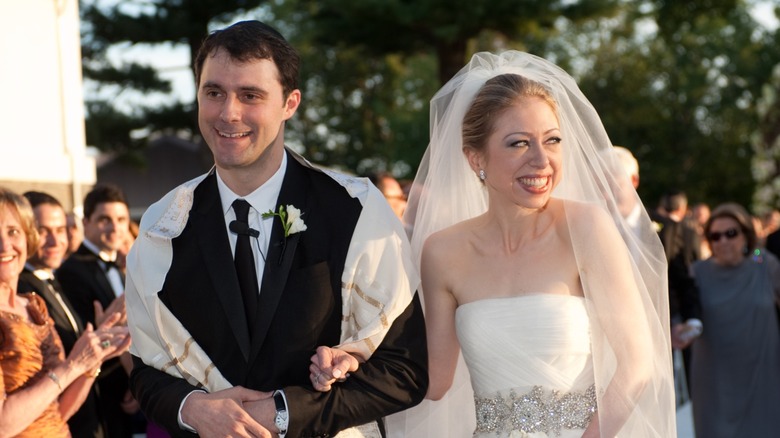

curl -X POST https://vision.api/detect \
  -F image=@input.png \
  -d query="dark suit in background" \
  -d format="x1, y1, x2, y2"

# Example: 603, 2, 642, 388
18, 267, 105, 438
659, 216, 702, 323
658, 214, 702, 403
58, 247, 134, 438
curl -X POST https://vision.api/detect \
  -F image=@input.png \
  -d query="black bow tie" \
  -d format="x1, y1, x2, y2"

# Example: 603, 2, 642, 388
102, 259, 118, 271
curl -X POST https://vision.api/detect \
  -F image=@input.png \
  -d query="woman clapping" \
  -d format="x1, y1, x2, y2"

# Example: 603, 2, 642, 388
0, 187, 130, 437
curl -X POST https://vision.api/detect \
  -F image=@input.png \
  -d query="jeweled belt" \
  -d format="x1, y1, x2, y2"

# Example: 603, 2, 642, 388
474, 384, 597, 437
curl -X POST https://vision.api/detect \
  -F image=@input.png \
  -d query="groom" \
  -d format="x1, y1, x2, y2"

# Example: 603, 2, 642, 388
125, 20, 428, 437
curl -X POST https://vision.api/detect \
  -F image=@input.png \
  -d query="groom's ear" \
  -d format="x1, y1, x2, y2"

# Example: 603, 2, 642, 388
463, 146, 484, 174
282, 89, 302, 120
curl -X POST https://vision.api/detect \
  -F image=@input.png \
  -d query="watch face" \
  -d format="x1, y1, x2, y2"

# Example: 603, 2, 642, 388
275, 411, 288, 429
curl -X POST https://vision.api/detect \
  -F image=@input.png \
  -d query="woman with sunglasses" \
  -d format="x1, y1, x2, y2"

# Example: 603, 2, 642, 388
690, 202, 780, 437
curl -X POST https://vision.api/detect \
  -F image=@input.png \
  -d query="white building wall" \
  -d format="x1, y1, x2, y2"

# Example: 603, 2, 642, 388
0, 0, 95, 209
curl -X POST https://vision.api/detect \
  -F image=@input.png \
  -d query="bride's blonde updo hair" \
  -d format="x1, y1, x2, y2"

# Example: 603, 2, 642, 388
462, 74, 557, 152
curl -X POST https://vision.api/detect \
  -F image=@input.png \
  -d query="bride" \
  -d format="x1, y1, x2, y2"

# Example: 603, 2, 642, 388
313, 51, 676, 437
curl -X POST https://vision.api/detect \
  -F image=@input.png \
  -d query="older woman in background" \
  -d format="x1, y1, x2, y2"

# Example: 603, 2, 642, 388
690, 202, 780, 437
0, 187, 130, 437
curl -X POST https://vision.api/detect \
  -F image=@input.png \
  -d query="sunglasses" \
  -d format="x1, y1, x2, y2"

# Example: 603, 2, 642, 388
708, 227, 740, 242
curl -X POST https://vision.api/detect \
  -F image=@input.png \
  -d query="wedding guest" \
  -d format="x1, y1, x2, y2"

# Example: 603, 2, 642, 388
65, 212, 83, 258
656, 189, 702, 395
125, 20, 427, 437
18, 191, 126, 438
691, 202, 711, 259
115, 220, 139, 274
318, 51, 674, 437
611, 146, 640, 229
690, 202, 780, 436
57, 184, 141, 438
367, 172, 408, 220
0, 187, 129, 437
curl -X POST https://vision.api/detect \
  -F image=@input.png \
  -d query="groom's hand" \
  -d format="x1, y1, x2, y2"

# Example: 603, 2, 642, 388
182, 386, 273, 437
309, 346, 361, 392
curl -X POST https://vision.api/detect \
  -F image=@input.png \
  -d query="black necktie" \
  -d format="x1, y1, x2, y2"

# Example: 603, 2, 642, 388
232, 199, 259, 334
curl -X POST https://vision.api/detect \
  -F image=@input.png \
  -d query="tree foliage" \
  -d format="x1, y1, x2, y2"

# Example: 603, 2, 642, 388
81, 0, 780, 208
574, 0, 780, 208
286, 0, 619, 85
269, 0, 619, 178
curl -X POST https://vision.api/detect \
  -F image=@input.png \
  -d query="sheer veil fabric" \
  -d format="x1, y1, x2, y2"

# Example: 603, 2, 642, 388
389, 51, 675, 437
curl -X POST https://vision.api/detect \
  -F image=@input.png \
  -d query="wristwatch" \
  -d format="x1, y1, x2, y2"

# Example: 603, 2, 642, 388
273, 390, 288, 437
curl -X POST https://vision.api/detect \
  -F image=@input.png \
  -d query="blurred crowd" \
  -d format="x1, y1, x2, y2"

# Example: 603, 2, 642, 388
615, 147, 780, 436
0, 184, 150, 437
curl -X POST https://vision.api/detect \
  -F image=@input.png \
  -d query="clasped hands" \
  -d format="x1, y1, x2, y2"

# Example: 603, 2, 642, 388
309, 345, 362, 392
181, 346, 361, 437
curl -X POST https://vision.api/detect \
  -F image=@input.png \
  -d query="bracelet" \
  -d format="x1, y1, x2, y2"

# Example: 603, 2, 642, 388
84, 367, 101, 378
47, 371, 63, 391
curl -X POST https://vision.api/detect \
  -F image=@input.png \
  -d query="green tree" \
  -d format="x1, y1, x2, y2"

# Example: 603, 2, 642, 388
576, 0, 780, 208
270, 0, 620, 178
752, 63, 780, 214
80, 0, 267, 165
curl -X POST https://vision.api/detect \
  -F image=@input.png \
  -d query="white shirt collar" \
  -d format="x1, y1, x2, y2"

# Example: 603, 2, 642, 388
626, 201, 642, 228
25, 263, 54, 281
82, 238, 117, 263
216, 151, 287, 218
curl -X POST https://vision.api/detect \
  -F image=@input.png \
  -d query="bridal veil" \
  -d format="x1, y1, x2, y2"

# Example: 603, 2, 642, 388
389, 51, 675, 437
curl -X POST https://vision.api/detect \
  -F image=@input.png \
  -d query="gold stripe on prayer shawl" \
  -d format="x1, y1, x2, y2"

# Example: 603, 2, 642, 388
160, 338, 216, 387
161, 337, 194, 372
202, 363, 216, 387
342, 282, 389, 328
344, 312, 363, 329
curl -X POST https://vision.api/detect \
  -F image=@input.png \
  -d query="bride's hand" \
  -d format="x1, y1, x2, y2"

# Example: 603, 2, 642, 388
309, 346, 360, 392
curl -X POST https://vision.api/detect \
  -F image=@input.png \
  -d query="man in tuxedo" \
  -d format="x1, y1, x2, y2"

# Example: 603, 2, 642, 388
656, 189, 702, 405
57, 184, 143, 437
17, 191, 106, 438
125, 20, 427, 437
658, 189, 702, 331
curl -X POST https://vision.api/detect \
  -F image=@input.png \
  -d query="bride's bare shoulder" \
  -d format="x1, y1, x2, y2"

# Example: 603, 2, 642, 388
561, 199, 613, 225
422, 218, 479, 258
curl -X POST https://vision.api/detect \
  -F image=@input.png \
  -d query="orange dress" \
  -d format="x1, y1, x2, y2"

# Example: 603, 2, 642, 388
0, 293, 71, 437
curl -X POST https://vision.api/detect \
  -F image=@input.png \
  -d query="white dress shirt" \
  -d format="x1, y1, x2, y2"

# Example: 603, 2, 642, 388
215, 152, 287, 296
82, 239, 124, 297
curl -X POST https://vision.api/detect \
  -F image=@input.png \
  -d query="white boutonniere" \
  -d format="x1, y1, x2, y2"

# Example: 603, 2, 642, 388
262, 204, 307, 237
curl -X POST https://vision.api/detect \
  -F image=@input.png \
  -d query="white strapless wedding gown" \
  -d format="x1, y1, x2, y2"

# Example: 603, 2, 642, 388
456, 294, 596, 438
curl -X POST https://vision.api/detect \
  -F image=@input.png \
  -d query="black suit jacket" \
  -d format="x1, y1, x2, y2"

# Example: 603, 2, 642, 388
57, 246, 137, 438
18, 269, 84, 352
129, 152, 428, 437
57, 245, 121, 325
658, 216, 702, 322
18, 269, 105, 438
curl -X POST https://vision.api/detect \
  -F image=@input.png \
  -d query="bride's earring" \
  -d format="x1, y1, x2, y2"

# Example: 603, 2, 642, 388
479, 169, 486, 180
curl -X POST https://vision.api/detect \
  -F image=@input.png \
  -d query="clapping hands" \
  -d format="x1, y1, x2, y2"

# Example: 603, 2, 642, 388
67, 311, 131, 375
309, 346, 361, 392
94, 295, 127, 327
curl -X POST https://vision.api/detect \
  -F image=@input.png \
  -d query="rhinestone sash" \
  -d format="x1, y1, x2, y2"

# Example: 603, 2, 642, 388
474, 385, 597, 437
